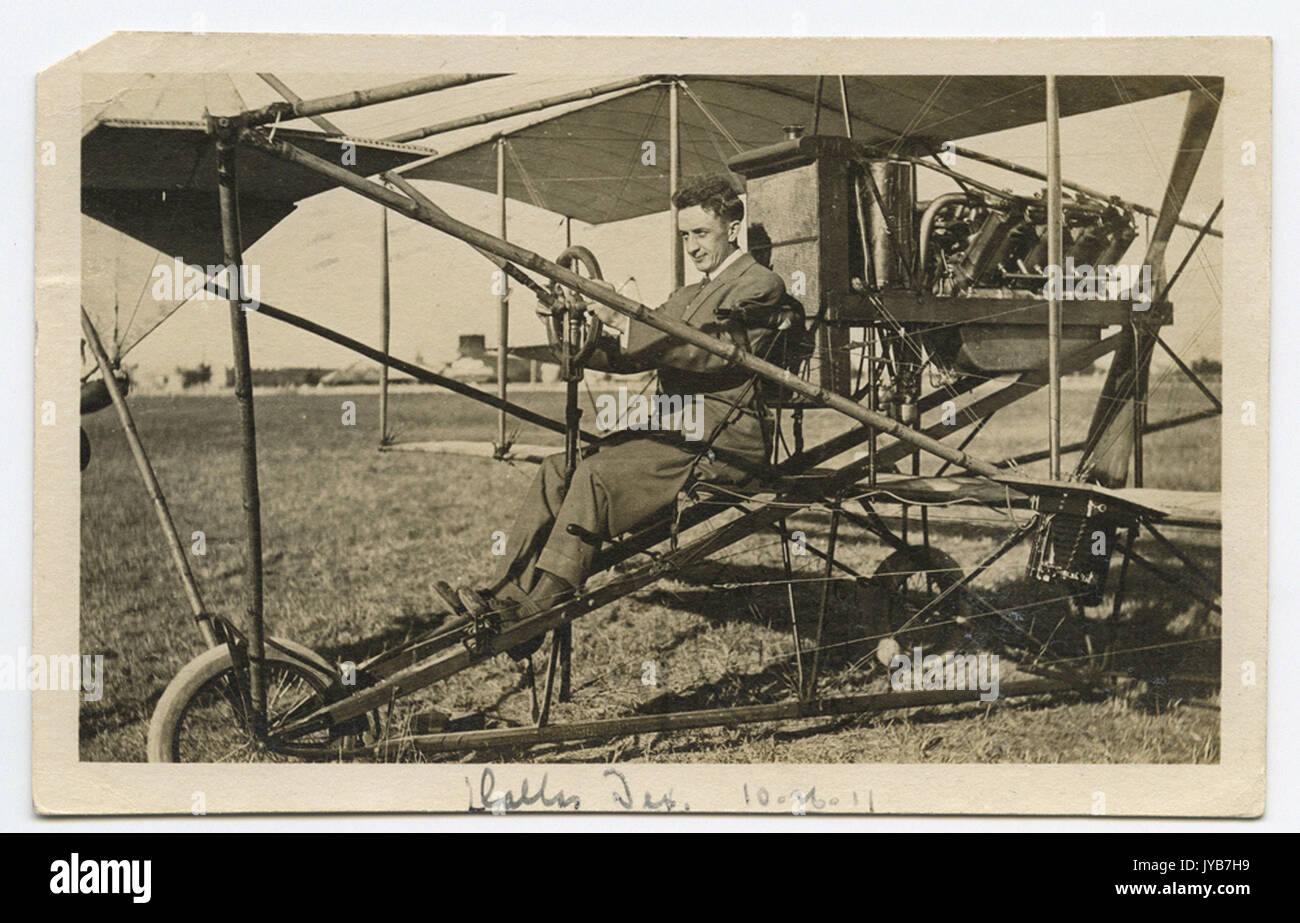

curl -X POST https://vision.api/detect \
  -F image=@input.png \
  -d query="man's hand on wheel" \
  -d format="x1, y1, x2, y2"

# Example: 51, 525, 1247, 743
585, 280, 622, 330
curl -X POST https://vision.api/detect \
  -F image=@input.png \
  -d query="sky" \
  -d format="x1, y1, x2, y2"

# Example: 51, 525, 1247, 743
81, 73, 1224, 381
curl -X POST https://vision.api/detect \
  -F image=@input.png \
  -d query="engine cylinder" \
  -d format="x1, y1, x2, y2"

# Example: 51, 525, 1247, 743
866, 160, 916, 289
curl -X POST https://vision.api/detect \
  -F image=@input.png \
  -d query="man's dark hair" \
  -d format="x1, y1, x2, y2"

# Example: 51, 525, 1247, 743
672, 175, 744, 224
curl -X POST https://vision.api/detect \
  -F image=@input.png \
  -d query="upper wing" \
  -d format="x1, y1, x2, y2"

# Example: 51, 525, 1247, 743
403, 75, 1221, 224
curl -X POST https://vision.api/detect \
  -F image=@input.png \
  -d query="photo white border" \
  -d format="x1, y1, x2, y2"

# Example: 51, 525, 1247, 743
7, 9, 1279, 832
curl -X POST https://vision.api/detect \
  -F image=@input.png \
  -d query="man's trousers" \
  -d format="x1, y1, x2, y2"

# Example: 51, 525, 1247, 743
489, 432, 751, 595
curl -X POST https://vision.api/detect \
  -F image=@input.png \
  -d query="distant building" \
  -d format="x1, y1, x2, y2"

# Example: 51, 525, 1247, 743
246, 367, 333, 388
458, 334, 486, 359
441, 332, 532, 384
318, 361, 414, 387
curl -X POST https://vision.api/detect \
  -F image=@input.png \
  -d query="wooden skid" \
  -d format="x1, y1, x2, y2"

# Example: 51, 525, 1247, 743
345, 680, 1075, 757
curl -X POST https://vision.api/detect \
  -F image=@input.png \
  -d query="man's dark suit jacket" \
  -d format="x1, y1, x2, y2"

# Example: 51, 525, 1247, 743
582, 250, 799, 466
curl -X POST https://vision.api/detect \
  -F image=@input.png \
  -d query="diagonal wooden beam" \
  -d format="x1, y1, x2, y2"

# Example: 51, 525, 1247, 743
1079, 88, 1220, 487
242, 74, 505, 127
257, 73, 344, 135
203, 281, 597, 444
382, 75, 659, 144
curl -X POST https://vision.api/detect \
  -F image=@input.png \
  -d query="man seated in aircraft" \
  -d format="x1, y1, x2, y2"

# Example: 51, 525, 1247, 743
452, 175, 802, 657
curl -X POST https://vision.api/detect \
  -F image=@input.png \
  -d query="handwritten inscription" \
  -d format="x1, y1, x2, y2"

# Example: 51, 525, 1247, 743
462, 768, 869, 814
604, 768, 687, 812
468, 768, 581, 813
742, 783, 871, 813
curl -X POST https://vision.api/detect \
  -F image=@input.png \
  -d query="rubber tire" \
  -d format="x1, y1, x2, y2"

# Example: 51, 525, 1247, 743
872, 545, 971, 639
147, 637, 336, 763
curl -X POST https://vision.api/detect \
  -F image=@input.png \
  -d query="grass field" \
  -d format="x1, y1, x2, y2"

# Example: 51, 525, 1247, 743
79, 373, 1222, 763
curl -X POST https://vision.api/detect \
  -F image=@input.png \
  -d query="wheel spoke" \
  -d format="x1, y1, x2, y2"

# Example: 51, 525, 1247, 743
172, 657, 336, 762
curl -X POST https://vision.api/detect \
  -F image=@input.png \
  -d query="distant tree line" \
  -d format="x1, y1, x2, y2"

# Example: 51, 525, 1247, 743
209, 366, 332, 388
177, 363, 211, 388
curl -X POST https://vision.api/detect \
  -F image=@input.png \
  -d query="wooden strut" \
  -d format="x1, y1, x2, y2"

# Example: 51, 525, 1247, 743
256, 73, 345, 135
1143, 522, 1222, 601
379, 205, 391, 446
1113, 537, 1221, 615
1155, 335, 1222, 413
241, 73, 504, 128
1079, 87, 1220, 488
778, 519, 806, 694
1045, 75, 1063, 480
1104, 524, 1138, 674
496, 137, 510, 451
804, 501, 841, 700
80, 309, 218, 647
214, 125, 267, 732
997, 408, 1220, 469
202, 282, 597, 445
343, 679, 1074, 757
668, 79, 684, 289
383, 172, 558, 310
810, 75, 824, 135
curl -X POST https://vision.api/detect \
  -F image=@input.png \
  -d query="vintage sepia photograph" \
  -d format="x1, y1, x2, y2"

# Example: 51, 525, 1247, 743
32, 33, 1269, 815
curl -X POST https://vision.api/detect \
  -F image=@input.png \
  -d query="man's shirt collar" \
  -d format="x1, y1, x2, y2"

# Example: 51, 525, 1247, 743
701, 247, 745, 283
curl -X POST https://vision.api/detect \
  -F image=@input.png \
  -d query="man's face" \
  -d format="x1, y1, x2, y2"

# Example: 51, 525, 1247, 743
678, 204, 740, 276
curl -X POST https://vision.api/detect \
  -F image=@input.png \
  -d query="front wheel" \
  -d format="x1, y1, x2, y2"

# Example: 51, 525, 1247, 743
872, 545, 971, 661
147, 638, 345, 763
